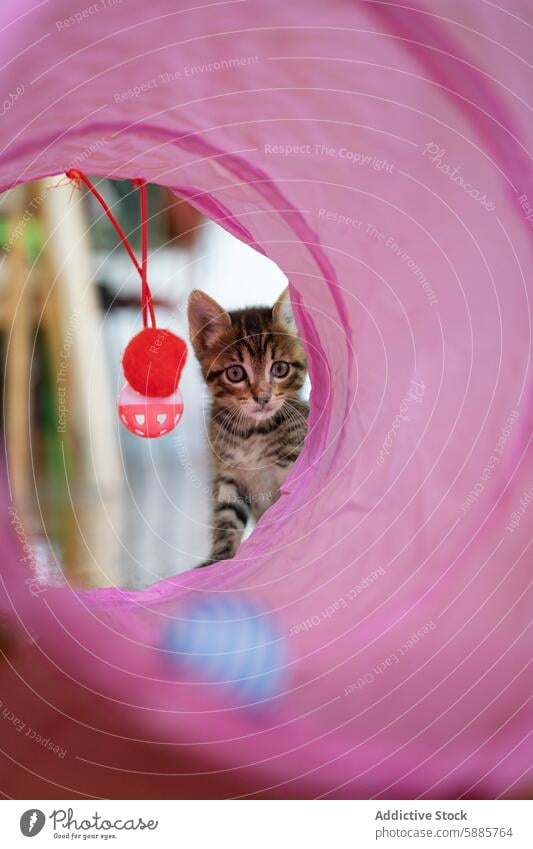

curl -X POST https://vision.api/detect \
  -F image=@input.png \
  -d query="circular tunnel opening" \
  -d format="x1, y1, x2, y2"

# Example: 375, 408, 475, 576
2, 173, 336, 591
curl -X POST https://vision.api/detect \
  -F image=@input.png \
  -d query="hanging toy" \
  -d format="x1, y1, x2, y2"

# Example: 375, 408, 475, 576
66, 170, 187, 438
117, 382, 183, 439
162, 595, 288, 706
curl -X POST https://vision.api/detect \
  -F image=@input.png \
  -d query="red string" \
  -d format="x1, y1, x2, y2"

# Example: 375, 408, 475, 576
134, 178, 156, 328
66, 169, 156, 328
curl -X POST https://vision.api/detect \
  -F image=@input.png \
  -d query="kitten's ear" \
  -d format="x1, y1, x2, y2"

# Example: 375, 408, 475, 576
188, 290, 230, 354
273, 286, 297, 334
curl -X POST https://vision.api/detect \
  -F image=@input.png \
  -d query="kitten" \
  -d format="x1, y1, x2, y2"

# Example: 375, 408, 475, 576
188, 287, 309, 566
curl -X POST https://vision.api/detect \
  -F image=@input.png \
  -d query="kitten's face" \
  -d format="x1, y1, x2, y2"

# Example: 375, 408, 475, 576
188, 287, 307, 423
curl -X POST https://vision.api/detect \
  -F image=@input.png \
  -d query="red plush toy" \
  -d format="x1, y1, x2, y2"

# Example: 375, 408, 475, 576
67, 170, 188, 438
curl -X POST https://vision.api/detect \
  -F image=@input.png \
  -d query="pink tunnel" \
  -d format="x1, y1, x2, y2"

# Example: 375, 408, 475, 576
0, 0, 531, 798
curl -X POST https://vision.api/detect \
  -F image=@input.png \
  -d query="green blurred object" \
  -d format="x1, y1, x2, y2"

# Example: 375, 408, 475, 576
0, 215, 44, 259
26, 217, 44, 259
0, 179, 173, 257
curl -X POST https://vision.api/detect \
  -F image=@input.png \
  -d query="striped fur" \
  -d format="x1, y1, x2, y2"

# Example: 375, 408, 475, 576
188, 287, 309, 566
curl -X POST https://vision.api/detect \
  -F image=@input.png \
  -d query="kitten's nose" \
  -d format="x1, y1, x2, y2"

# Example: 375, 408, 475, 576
255, 392, 271, 408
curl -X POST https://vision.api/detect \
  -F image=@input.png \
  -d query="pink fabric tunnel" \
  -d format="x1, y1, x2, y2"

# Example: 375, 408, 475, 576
0, 0, 531, 798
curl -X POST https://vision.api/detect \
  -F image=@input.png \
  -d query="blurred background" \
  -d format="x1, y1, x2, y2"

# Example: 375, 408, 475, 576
0, 178, 288, 590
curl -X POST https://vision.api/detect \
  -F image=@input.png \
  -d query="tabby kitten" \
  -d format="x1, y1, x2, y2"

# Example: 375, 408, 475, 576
188, 287, 309, 566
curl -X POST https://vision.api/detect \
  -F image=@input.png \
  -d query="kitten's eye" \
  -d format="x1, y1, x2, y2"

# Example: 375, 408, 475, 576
225, 365, 247, 383
271, 361, 290, 378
